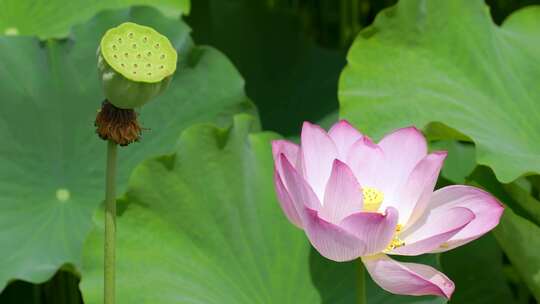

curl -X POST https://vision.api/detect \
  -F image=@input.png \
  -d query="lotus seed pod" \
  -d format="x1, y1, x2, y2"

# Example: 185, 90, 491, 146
97, 22, 177, 109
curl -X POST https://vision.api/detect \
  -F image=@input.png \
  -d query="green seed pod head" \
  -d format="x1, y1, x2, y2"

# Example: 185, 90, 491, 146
97, 22, 178, 109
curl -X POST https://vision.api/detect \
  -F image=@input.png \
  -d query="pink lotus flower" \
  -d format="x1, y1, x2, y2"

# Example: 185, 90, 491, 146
272, 121, 503, 299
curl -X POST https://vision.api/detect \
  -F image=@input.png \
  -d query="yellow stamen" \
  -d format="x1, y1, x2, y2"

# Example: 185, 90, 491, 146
385, 224, 405, 252
387, 237, 405, 251
362, 187, 384, 212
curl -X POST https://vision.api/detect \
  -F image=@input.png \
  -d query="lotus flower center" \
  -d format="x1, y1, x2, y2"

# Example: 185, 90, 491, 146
362, 187, 384, 212
361, 187, 406, 251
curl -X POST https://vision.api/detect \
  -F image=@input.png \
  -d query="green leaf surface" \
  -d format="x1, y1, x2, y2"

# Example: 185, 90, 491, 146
188, 0, 345, 135
503, 181, 540, 226
430, 141, 476, 184
339, 0, 540, 183
468, 167, 539, 301
440, 234, 515, 304
81, 116, 360, 304
494, 208, 540, 301
0, 0, 190, 39
0, 7, 253, 290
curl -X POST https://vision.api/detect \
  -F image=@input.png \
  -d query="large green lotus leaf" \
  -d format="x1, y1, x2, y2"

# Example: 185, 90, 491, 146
430, 141, 476, 184
80, 115, 359, 303
440, 234, 515, 304
0, 0, 190, 39
0, 7, 253, 290
339, 0, 540, 183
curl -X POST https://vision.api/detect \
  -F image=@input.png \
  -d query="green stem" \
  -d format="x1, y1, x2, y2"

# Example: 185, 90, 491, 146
358, 259, 366, 304
351, 0, 359, 35
32, 284, 41, 304
339, 0, 349, 47
104, 140, 118, 304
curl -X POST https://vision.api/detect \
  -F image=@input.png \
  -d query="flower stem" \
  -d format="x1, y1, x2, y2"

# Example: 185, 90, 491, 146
358, 259, 367, 304
104, 140, 118, 304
